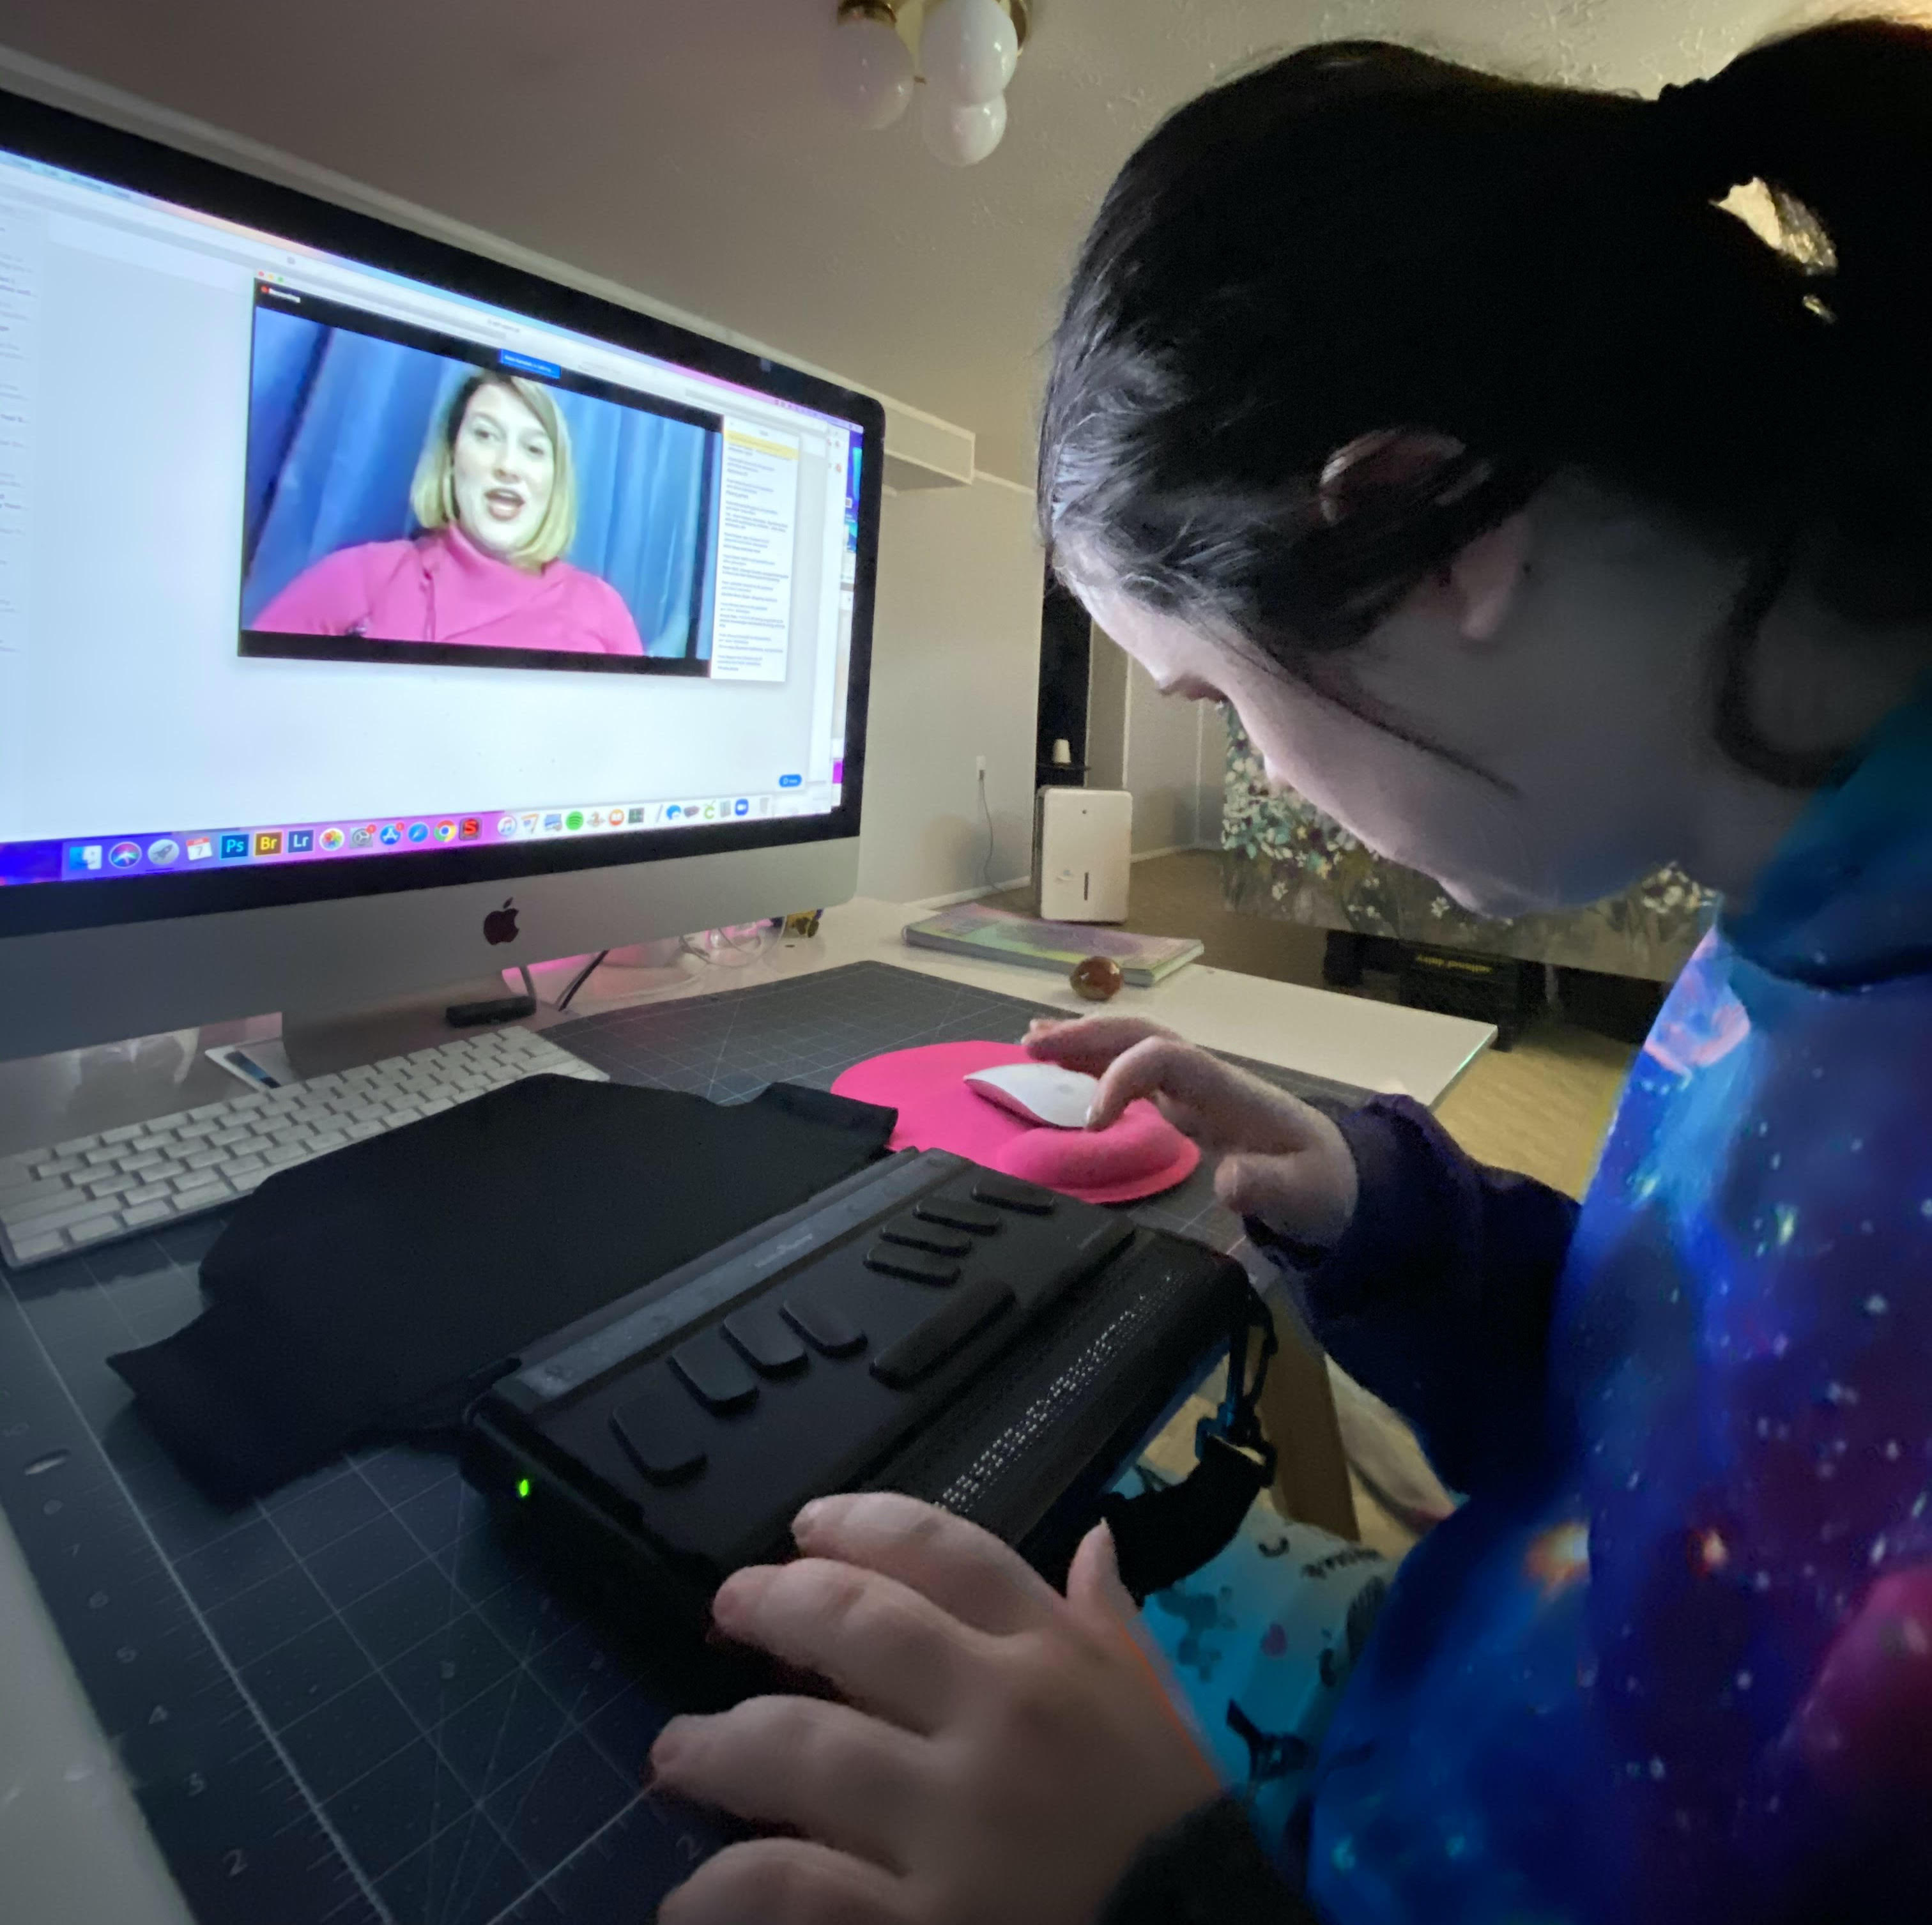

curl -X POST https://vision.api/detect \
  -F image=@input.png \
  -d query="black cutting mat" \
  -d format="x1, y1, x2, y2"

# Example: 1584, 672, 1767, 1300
0, 960, 1368, 1925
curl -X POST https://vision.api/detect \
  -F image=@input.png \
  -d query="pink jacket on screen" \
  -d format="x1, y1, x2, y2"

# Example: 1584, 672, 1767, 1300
254, 527, 646, 656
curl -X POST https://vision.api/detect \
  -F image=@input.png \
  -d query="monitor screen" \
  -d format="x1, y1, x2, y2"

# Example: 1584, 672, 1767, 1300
0, 99, 877, 936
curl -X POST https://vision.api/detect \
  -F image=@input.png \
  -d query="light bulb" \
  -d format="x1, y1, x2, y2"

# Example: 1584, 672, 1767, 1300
823, 8, 915, 130
920, 0, 1019, 107
921, 87, 1007, 167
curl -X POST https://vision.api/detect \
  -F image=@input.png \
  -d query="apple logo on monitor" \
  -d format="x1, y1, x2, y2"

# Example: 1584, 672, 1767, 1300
483, 899, 520, 946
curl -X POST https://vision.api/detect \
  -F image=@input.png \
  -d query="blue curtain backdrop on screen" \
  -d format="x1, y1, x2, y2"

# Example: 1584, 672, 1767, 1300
240, 307, 719, 658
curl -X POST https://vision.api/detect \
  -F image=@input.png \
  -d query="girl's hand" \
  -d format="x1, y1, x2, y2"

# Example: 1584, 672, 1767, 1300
1025, 1015, 1360, 1248
652, 1494, 1219, 1925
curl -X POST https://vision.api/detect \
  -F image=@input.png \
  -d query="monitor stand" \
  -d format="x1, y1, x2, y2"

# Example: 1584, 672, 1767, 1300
230, 969, 543, 1089
0, 969, 536, 1155
0, 951, 703, 1155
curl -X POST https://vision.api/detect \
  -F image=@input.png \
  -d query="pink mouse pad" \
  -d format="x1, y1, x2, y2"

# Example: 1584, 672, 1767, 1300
831, 1039, 1199, 1205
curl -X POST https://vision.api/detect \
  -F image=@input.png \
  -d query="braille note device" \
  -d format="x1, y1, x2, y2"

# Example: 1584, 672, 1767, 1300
462, 1148, 1270, 1636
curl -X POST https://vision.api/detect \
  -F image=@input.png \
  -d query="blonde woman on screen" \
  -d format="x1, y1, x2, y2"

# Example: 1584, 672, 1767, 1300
256, 371, 645, 656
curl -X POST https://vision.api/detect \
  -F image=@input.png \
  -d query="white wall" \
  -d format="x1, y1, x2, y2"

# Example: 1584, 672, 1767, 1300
1089, 626, 1227, 855
1086, 627, 1130, 794
1123, 654, 1207, 855
1195, 698, 1229, 848
855, 477, 1045, 903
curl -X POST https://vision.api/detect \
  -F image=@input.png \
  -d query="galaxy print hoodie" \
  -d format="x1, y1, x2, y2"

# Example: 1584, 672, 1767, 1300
1108, 691, 1932, 1925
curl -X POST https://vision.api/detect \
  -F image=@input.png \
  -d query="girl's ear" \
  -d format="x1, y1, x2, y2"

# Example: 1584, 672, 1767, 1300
1446, 511, 1533, 643
1318, 429, 1531, 645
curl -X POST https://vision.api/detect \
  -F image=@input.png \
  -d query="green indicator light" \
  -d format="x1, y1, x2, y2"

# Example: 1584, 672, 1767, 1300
516, 1477, 532, 1501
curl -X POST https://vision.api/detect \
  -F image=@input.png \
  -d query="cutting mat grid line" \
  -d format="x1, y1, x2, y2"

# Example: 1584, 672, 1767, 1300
0, 961, 1367, 1925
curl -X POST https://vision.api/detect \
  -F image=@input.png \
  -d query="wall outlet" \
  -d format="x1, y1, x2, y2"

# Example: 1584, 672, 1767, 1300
975, 755, 986, 778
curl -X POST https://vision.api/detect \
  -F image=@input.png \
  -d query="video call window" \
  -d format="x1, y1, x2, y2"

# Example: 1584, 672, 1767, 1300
239, 287, 724, 677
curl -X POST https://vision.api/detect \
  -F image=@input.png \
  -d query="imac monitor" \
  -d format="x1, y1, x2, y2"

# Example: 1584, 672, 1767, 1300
0, 90, 883, 1061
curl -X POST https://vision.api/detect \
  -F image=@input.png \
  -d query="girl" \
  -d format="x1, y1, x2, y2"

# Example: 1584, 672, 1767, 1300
650, 24, 1932, 1922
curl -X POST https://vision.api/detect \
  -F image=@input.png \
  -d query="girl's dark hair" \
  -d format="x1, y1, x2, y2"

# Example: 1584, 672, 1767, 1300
1039, 21, 1932, 785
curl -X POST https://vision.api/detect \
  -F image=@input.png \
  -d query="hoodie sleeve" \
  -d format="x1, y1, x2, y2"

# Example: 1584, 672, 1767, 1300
1249, 1096, 1580, 1496
1098, 1797, 1320, 1925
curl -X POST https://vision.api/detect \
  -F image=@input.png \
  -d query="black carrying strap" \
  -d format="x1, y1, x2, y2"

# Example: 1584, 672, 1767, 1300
1100, 1288, 1278, 1604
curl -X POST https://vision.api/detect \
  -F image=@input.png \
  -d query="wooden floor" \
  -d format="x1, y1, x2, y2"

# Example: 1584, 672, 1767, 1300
994, 851, 1639, 1559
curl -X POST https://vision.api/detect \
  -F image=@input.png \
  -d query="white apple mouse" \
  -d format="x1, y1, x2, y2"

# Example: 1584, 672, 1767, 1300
963, 1061, 1101, 1130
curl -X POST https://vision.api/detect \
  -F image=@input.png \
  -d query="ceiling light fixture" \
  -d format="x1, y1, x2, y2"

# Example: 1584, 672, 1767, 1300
824, 0, 1030, 166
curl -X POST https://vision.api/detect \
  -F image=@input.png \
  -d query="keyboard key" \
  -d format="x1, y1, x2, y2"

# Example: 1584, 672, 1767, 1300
86, 1172, 144, 1200
880, 1218, 972, 1259
122, 1199, 177, 1228
609, 1393, 708, 1485
223, 1152, 266, 1176
721, 1305, 808, 1376
970, 1176, 1057, 1216
864, 1245, 960, 1287
781, 1294, 866, 1358
3, 1191, 123, 1232
53, 1135, 100, 1155
68, 1215, 126, 1245
121, 1181, 172, 1208
913, 1199, 1001, 1236
8, 1230, 68, 1263
183, 1146, 228, 1172
871, 1277, 1015, 1390
1, 1177, 77, 1218
101, 1124, 144, 1146
670, 1331, 760, 1413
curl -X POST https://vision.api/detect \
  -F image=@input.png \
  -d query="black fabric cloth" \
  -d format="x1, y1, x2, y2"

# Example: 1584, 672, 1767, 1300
109, 1075, 896, 1503
1098, 1797, 1317, 1924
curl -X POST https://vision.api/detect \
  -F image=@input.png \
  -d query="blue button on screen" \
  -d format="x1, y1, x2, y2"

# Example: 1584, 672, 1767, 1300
779, 774, 802, 788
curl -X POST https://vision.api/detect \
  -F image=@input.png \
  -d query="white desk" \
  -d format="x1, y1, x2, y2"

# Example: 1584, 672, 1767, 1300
0, 897, 1491, 1922
528, 898, 1489, 1106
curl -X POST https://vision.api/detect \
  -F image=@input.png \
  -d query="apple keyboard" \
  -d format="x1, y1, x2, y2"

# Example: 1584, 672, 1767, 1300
0, 1026, 607, 1271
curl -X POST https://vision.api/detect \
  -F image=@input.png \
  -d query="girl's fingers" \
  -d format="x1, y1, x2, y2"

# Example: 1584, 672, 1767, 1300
1022, 1014, 1176, 1073
650, 1696, 924, 1866
792, 1492, 1062, 1637
658, 1837, 908, 1925
1086, 1036, 1317, 1147
709, 1557, 978, 1733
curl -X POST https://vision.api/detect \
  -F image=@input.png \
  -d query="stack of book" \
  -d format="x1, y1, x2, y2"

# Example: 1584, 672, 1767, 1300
900, 904, 1202, 986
